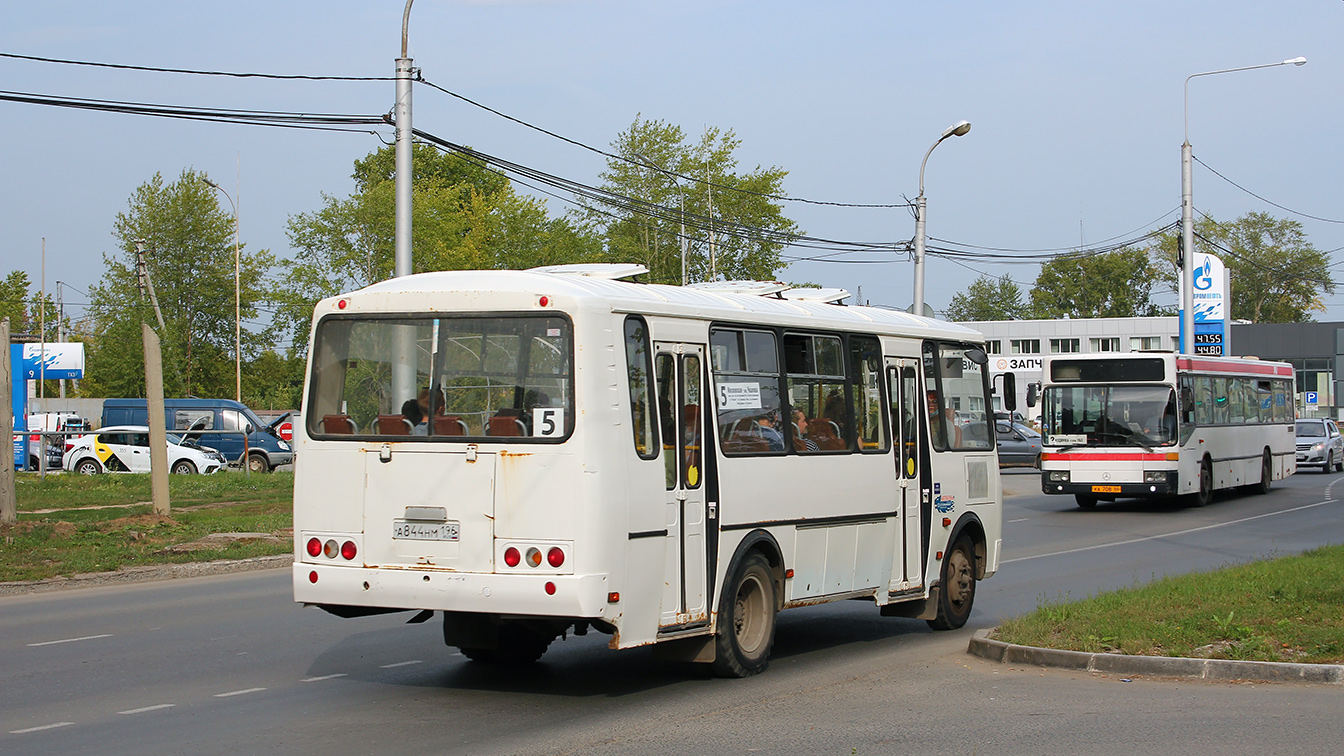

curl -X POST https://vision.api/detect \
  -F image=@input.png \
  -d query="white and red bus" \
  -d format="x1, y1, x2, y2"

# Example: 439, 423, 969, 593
291, 264, 1006, 676
1038, 352, 1296, 508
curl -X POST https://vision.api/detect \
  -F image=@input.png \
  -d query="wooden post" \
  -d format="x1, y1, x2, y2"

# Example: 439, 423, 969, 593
1, 318, 16, 525
142, 324, 170, 516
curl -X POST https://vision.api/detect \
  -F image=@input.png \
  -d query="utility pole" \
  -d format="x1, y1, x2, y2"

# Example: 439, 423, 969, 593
56, 281, 65, 399
391, 0, 417, 404
1, 317, 15, 526
134, 239, 167, 333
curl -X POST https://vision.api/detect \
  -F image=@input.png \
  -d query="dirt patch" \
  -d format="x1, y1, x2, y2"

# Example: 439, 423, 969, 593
163, 532, 285, 553
100, 514, 178, 532
1, 521, 79, 537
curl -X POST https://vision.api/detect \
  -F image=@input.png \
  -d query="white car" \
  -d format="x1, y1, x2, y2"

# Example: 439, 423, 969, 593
63, 425, 227, 475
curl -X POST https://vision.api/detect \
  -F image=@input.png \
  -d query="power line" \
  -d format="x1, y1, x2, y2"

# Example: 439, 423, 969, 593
1194, 155, 1344, 225
0, 51, 395, 81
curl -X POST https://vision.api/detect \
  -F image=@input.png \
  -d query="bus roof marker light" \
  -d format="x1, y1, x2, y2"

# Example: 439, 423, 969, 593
337, 298, 348, 310
538, 295, 550, 307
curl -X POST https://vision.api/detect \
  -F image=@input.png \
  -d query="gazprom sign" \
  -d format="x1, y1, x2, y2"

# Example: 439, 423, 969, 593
1178, 253, 1227, 356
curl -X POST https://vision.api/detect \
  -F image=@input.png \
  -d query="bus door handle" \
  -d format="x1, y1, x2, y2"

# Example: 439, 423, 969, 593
707, 502, 717, 519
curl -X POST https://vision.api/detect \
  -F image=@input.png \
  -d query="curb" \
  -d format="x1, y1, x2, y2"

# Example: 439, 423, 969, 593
0, 555, 294, 597
968, 629, 1344, 685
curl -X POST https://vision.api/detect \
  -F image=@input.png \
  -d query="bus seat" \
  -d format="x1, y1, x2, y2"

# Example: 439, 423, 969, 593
434, 415, 468, 436
322, 414, 357, 434
377, 414, 414, 435
487, 416, 526, 436
809, 418, 847, 451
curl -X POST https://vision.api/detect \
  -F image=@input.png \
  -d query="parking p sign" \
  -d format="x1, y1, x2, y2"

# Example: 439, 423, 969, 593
1306, 391, 1319, 405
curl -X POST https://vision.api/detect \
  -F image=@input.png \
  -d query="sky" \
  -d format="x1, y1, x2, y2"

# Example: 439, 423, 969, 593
4, 1, 1343, 349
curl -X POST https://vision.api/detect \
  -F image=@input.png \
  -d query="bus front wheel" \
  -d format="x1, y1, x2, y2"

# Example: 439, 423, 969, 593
1189, 459, 1213, 507
711, 552, 777, 678
1074, 494, 1098, 509
1254, 450, 1272, 495
928, 536, 976, 631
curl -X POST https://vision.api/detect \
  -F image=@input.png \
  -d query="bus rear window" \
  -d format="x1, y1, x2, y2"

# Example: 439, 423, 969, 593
307, 314, 573, 441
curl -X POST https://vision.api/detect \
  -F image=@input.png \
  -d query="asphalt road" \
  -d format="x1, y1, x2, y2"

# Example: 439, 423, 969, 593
2, 469, 1342, 755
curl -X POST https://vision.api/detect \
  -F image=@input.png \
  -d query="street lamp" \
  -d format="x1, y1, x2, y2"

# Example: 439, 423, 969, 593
912, 120, 971, 316
1181, 57, 1305, 354
632, 152, 688, 286
201, 177, 241, 402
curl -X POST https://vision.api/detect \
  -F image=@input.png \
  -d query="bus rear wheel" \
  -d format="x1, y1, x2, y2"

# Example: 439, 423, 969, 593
459, 623, 554, 665
1074, 494, 1098, 509
711, 552, 777, 678
1254, 450, 1272, 495
928, 536, 976, 631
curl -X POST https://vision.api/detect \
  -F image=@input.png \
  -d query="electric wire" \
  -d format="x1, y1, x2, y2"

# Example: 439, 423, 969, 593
1194, 155, 1344, 225
0, 51, 395, 81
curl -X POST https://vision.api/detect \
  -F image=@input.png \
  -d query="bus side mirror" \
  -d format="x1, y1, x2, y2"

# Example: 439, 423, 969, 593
1026, 383, 1038, 408
1002, 372, 1017, 412
1180, 387, 1195, 422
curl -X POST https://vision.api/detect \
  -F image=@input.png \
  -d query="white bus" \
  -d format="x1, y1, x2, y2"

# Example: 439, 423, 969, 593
1038, 352, 1296, 509
292, 264, 1005, 676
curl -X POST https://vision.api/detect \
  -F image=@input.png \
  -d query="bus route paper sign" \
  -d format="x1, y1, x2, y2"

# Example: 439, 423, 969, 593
718, 383, 762, 410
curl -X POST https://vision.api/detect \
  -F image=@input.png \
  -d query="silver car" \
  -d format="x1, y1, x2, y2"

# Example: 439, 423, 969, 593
1295, 418, 1343, 473
996, 421, 1042, 467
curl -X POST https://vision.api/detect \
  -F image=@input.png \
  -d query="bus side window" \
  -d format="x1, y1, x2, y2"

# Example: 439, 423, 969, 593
622, 316, 658, 459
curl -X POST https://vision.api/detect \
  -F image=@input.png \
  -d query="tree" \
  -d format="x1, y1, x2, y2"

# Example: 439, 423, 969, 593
81, 169, 275, 399
277, 144, 602, 352
1151, 212, 1334, 323
944, 275, 1027, 321
1030, 248, 1164, 319
579, 115, 800, 285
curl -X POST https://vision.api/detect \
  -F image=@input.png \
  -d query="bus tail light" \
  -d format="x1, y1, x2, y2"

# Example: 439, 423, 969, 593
525, 547, 543, 568
324, 539, 339, 559
547, 547, 565, 568
341, 540, 358, 560
504, 547, 521, 567
307, 537, 323, 557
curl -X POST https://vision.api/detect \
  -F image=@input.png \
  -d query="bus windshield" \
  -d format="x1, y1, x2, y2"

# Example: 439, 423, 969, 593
1041, 384, 1177, 448
307, 314, 573, 440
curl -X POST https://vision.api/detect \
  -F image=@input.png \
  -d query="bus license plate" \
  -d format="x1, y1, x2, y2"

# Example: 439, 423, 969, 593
1091, 485, 1121, 493
392, 520, 460, 541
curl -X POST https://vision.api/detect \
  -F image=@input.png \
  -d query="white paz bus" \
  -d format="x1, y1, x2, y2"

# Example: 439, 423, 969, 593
1038, 352, 1296, 508
293, 264, 1006, 676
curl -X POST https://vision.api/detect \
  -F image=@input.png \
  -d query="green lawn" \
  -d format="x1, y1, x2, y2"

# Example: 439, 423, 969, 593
994, 544, 1344, 665
2, 470, 294, 582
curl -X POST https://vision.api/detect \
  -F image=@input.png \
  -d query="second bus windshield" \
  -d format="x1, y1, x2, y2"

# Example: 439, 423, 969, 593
1042, 385, 1177, 447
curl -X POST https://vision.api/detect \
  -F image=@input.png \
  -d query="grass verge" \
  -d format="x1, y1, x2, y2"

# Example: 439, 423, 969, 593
2, 471, 293, 583
995, 544, 1344, 665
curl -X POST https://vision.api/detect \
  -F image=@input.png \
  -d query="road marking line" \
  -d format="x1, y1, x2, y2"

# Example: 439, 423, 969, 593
10, 722, 74, 734
1003, 498, 1336, 564
1007, 518, 1029, 523
27, 633, 113, 647
118, 704, 174, 715
379, 660, 423, 669
302, 673, 348, 682
214, 687, 267, 698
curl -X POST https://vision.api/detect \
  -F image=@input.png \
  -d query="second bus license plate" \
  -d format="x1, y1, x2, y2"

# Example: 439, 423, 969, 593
1090, 485, 1121, 493
393, 520, 460, 541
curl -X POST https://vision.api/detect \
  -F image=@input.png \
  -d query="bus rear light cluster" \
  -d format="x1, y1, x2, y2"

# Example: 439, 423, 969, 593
306, 536, 357, 562
500, 543, 568, 571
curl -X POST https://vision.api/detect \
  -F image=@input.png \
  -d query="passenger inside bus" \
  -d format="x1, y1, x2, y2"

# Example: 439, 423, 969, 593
792, 409, 820, 452
754, 411, 786, 452
927, 391, 961, 449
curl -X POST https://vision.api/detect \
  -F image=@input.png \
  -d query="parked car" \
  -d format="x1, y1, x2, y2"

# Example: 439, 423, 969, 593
996, 420, 1042, 467
101, 398, 293, 473
19, 414, 89, 471
1294, 418, 1344, 473
63, 425, 227, 475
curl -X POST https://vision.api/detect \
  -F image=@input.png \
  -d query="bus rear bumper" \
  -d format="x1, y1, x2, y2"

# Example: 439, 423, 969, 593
293, 563, 612, 619
1040, 478, 1181, 498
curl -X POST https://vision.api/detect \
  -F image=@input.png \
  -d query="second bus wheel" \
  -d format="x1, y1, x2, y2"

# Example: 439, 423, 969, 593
927, 536, 976, 631
711, 552, 777, 678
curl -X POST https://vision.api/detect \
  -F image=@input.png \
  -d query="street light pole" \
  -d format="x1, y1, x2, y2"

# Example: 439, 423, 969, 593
1181, 57, 1304, 354
392, 0, 417, 404
201, 177, 241, 402
912, 120, 971, 316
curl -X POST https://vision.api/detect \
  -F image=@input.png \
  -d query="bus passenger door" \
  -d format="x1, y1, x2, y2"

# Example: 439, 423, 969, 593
654, 344, 709, 629
886, 360, 924, 592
